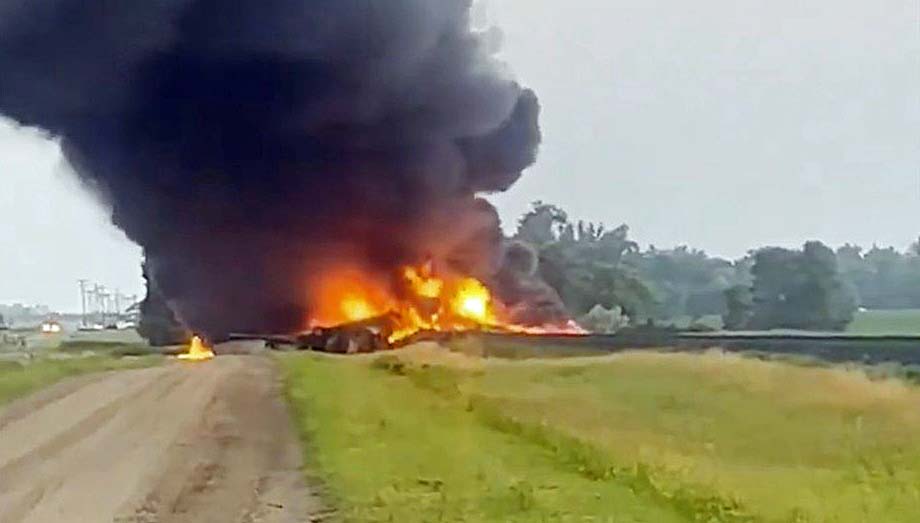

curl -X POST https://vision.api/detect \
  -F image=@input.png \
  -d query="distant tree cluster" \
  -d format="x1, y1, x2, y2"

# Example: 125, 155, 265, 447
836, 241, 920, 309
515, 202, 653, 320
725, 242, 857, 331
513, 202, 914, 333
624, 246, 746, 323
514, 202, 746, 328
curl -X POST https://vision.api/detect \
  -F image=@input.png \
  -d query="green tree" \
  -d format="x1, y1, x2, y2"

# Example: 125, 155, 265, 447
723, 285, 754, 330
747, 242, 856, 331
910, 237, 920, 257
514, 202, 653, 322
835, 243, 920, 309
625, 246, 739, 322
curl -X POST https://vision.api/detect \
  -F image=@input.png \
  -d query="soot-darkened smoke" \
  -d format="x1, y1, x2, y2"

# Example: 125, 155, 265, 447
0, 0, 558, 336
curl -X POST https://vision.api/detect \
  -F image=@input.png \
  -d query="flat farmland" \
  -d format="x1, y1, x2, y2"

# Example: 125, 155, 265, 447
281, 344, 920, 523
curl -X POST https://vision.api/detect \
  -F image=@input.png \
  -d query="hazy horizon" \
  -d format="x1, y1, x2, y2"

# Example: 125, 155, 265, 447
2, 0, 918, 311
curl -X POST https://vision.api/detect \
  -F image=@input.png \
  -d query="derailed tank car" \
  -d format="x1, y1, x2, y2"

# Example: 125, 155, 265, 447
296, 315, 393, 354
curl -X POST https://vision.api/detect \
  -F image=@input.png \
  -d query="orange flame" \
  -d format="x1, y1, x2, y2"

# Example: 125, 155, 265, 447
451, 278, 492, 323
385, 267, 503, 343
178, 335, 215, 361
308, 262, 584, 345
309, 267, 391, 326
403, 265, 443, 298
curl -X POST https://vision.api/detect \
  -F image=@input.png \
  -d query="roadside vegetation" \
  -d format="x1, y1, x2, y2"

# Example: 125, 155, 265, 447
57, 339, 160, 356
0, 343, 161, 406
282, 345, 920, 523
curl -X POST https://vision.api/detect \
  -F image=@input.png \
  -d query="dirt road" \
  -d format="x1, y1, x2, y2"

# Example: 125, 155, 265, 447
0, 356, 321, 523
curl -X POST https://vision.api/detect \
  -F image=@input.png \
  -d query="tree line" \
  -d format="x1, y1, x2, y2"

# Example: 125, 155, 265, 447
514, 202, 920, 332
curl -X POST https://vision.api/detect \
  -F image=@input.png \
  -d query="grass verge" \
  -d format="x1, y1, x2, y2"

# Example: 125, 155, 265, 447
58, 339, 160, 356
0, 353, 161, 406
280, 346, 920, 523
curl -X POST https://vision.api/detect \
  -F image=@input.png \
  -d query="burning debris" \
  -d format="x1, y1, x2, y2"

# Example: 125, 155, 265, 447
232, 262, 585, 354
309, 261, 583, 347
178, 336, 216, 362
0, 1, 572, 339
311, 262, 502, 343
297, 316, 392, 354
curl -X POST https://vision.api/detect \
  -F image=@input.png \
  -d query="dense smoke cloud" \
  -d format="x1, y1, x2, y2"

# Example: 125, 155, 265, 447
0, 0, 548, 336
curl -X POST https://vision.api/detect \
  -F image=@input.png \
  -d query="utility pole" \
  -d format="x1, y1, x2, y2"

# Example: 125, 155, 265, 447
96, 285, 107, 326
127, 294, 139, 324
87, 286, 95, 326
78, 279, 89, 327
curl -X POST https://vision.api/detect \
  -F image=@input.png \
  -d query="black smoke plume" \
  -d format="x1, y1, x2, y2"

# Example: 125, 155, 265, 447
0, 0, 551, 337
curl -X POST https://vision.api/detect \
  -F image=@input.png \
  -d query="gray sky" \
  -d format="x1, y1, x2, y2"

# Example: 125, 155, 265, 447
0, 122, 144, 311
2, 0, 919, 311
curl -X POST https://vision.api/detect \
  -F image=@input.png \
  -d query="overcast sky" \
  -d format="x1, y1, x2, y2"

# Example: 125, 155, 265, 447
2, 0, 919, 311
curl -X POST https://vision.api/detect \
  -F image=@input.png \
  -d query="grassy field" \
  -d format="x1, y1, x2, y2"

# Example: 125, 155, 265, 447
0, 345, 161, 406
847, 309, 920, 335
281, 345, 920, 523
1, 327, 146, 355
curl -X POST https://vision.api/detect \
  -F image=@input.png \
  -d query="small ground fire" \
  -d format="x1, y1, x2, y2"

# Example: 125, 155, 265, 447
178, 336, 215, 361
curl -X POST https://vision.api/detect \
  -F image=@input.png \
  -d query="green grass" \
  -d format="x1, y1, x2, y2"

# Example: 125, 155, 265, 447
282, 352, 697, 523
281, 346, 920, 523
847, 309, 920, 335
58, 339, 160, 356
0, 353, 161, 406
